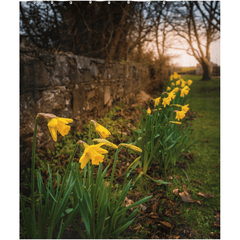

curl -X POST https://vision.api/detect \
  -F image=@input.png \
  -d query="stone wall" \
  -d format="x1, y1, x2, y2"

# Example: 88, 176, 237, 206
20, 46, 152, 163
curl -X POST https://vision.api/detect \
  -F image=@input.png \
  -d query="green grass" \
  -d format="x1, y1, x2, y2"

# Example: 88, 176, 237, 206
163, 75, 220, 238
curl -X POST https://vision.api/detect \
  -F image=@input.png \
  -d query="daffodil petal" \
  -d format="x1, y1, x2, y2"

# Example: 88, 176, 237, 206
48, 126, 57, 142
47, 118, 58, 128
79, 151, 91, 169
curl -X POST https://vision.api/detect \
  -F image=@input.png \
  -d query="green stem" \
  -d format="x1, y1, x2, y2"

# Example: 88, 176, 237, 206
31, 116, 39, 230
108, 148, 120, 199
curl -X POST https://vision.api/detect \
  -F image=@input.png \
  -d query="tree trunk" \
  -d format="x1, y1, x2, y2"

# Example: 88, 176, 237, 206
107, 4, 130, 61
201, 59, 212, 81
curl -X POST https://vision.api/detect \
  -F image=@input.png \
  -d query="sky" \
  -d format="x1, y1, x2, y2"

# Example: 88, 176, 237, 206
168, 38, 220, 67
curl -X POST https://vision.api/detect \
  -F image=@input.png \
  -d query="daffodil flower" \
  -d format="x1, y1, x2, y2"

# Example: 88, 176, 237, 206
170, 75, 174, 81
91, 120, 111, 139
180, 86, 190, 97
153, 97, 161, 107
168, 91, 176, 100
173, 72, 179, 79
166, 86, 171, 91
93, 138, 118, 149
187, 79, 193, 86
175, 110, 186, 121
162, 97, 171, 108
118, 143, 142, 154
147, 107, 151, 115
171, 82, 175, 86
181, 80, 186, 88
78, 141, 108, 169
182, 104, 189, 113
173, 87, 179, 93
37, 113, 73, 142
176, 80, 181, 86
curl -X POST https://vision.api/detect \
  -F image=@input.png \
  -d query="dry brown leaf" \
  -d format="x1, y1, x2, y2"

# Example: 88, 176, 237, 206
124, 197, 134, 207
197, 192, 214, 198
132, 223, 142, 231
149, 212, 159, 219
173, 189, 179, 195
196, 200, 201, 205
179, 190, 194, 203
152, 202, 159, 212
159, 221, 172, 228
147, 218, 155, 225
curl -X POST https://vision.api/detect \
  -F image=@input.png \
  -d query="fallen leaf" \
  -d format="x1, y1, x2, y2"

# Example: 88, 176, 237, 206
196, 200, 201, 205
152, 201, 159, 212
197, 192, 214, 198
132, 223, 142, 231
147, 218, 155, 225
179, 190, 194, 203
124, 197, 134, 207
159, 221, 172, 228
173, 188, 179, 195
149, 212, 159, 219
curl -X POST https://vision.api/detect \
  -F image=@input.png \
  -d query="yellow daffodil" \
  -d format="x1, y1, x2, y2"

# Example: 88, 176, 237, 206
171, 82, 175, 86
153, 97, 161, 107
170, 75, 174, 81
173, 87, 179, 93
187, 80, 193, 86
166, 86, 171, 91
176, 80, 181, 86
169, 121, 182, 125
180, 86, 190, 97
118, 143, 142, 154
162, 97, 171, 107
181, 80, 186, 88
182, 104, 189, 113
91, 120, 111, 139
147, 107, 151, 115
168, 91, 176, 100
37, 113, 73, 142
173, 72, 179, 79
93, 138, 118, 149
78, 141, 108, 169
175, 111, 186, 121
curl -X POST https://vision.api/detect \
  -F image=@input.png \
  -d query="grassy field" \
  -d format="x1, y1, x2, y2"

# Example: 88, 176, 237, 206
162, 75, 220, 238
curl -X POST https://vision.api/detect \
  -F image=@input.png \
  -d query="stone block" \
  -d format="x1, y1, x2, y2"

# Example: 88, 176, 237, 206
76, 56, 91, 70
104, 86, 111, 106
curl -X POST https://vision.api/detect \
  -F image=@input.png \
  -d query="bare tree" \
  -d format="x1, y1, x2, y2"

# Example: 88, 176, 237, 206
166, 1, 220, 80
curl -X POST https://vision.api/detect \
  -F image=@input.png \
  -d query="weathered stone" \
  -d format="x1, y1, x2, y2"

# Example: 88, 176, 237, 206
104, 86, 111, 106
90, 63, 98, 78
20, 45, 169, 165
76, 56, 91, 70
